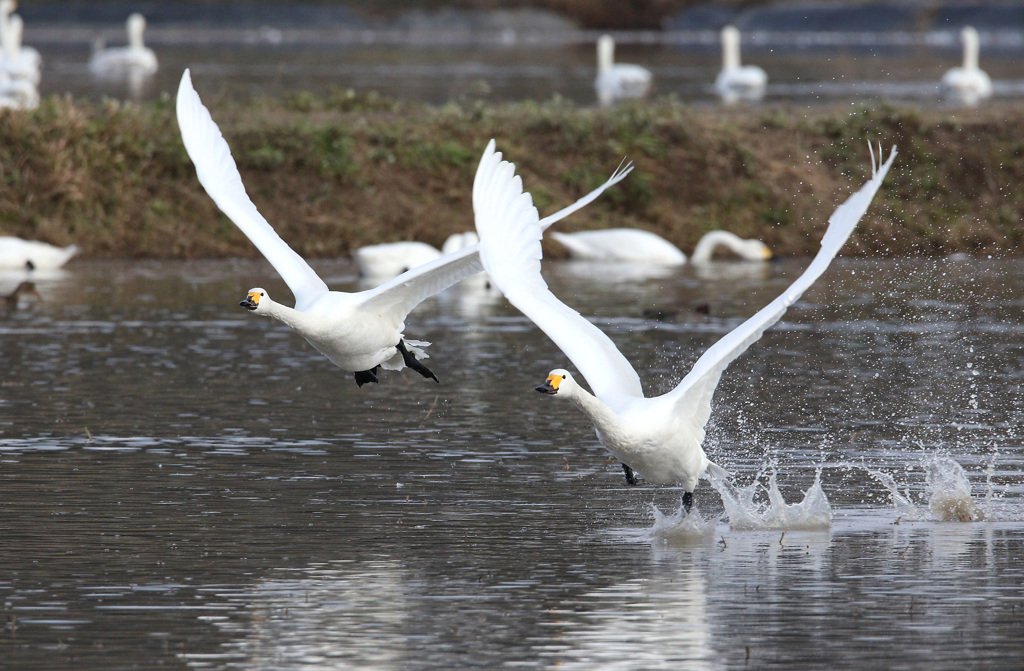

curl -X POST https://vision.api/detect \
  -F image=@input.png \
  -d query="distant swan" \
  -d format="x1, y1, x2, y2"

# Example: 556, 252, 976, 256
550, 229, 770, 265
0, 237, 78, 270
473, 141, 895, 510
353, 241, 442, 280
594, 34, 652, 107
0, 8, 40, 85
715, 25, 767, 104
89, 13, 158, 79
941, 26, 992, 105
176, 69, 631, 387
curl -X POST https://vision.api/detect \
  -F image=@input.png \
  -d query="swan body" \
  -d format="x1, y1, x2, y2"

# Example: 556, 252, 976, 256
89, 13, 158, 78
0, 237, 78, 270
594, 34, 652, 107
690, 230, 771, 263
715, 26, 767, 104
552, 229, 686, 265
0, 73, 37, 109
551, 229, 770, 265
441, 231, 479, 255
0, 10, 40, 86
474, 140, 896, 503
176, 69, 631, 386
353, 241, 442, 279
942, 26, 992, 105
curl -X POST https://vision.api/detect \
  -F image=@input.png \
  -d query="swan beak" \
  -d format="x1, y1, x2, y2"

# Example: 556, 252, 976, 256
535, 374, 561, 395
761, 248, 773, 260
239, 292, 260, 311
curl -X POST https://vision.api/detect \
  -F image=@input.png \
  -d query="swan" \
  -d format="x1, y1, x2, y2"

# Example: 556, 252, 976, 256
690, 230, 771, 263
353, 241, 442, 280
941, 26, 992, 105
715, 25, 767, 104
550, 229, 769, 265
0, 237, 78, 270
0, 10, 40, 86
89, 13, 158, 79
0, 72, 37, 109
473, 141, 896, 510
594, 34, 652, 107
175, 69, 631, 387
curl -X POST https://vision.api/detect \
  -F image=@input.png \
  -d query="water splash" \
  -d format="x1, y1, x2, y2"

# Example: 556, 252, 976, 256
710, 468, 833, 531
647, 505, 719, 543
864, 455, 985, 522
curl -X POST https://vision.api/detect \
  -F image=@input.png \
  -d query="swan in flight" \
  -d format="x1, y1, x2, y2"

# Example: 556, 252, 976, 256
715, 26, 767, 104
551, 228, 770, 265
941, 26, 992, 105
473, 141, 895, 510
594, 34, 652, 107
0, 237, 78, 270
176, 70, 631, 387
89, 13, 158, 79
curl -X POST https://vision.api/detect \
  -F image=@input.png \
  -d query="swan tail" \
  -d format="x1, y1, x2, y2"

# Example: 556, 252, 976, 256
704, 460, 731, 481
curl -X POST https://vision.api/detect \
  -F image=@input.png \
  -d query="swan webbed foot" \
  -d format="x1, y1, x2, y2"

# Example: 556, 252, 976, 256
354, 366, 380, 387
622, 463, 639, 486
682, 491, 694, 513
396, 339, 439, 383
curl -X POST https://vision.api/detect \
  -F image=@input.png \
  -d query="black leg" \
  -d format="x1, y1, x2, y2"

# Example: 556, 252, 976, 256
354, 366, 380, 387
682, 491, 694, 513
396, 339, 439, 383
622, 463, 638, 486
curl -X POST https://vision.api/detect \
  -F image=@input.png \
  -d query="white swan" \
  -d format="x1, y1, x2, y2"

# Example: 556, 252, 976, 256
353, 241, 442, 280
0, 72, 37, 109
89, 13, 158, 79
176, 70, 631, 387
550, 229, 770, 265
0, 237, 78, 270
690, 230, 771, 263
714, 25, 767, 104
0, 10, 40, 86
594, 34, 652, 107
473, 141, 896, 509
941, 26, 992, 105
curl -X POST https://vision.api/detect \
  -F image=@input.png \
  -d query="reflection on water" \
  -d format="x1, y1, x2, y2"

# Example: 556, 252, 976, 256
1, 257, 1023, 668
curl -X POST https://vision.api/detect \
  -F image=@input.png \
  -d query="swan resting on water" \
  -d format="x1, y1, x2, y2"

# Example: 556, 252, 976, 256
551, 228, 771, 265
0, 237, 78, 270
176, 69, 631, 386
941, 26, 992, 105
594, 34, 652, 107
473, 140, 896, 510
89, 13, 158, 79
715, 25, 767, 104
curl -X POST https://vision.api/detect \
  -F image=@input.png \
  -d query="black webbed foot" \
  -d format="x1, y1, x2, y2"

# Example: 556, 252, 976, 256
682, 491, 694, 513
622, 463, 639, 486
396, 339, 439, 383
354, 366, 380, 387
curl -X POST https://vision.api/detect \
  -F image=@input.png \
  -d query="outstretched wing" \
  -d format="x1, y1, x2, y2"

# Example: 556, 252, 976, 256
474, 139, 644, 404
176, 69, 328, 310
538, 159, 633, 231
664, 143, 897, 431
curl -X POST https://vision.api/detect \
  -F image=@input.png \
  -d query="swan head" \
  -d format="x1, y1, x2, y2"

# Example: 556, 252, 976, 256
535, 368, 575, 397
239, 287, 269, 313
741, 238, 773, 261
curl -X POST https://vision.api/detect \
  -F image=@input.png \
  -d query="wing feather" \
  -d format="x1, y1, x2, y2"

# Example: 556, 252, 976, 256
175, 69, 328, 309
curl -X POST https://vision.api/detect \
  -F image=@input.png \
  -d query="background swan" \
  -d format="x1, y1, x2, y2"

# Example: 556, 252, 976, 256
353, 241, 442, 280
0, 11, 40, 86
594, 34, 652, 107
176, 70, 629, 387
551, 229, 769, 265
473, 141, 895, 509
941, 26, 992, 105
89, 13, 158, 79
0, 237, 78, 270
715, 25, 767, 104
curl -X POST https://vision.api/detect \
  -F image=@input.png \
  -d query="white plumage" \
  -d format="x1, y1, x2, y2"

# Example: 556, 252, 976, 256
89, 13, 158, 79
594, 34, 652, 107
715, 26, 767, 104
551, 228, 771, 265
942, 26, 992, 106
0, 237, 78, 270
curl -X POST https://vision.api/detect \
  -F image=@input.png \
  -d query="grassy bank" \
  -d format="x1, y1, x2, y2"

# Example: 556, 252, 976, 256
0, 91, 1021, 260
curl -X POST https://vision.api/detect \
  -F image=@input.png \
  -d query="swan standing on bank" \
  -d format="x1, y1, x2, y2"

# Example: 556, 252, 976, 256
594, 34, 652, 107
473, 142, 895, 509
89, 13, 158, 79
551, 228, 770, 265
715, 25, 767, 104
941, 26, 992, 105
176, 70, 630, 386
0, 237, 78, 270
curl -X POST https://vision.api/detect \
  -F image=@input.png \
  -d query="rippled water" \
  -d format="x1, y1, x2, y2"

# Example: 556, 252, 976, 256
2, 256, 1023, 668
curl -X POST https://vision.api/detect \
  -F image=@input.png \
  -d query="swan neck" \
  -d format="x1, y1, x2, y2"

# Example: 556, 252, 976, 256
722, 28, 741, 70
597, 36, 614, 73
567, 384, 617, 430
962, 29, 979, 70
691, 231, 737, 262
128, 17, 146, 49
263, 299, 305, 330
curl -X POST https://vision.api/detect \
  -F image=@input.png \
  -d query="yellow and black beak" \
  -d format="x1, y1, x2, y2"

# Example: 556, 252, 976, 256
239, 292, 260, 311
535, 374, 561, 395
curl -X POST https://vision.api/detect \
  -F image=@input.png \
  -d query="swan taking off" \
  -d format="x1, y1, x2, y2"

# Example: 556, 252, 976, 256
474, 141, 895, 510
89, 13, 158, 79
176, 70, 630, 387
0, 237, 78, 270
942, 26, 992, 106
594, 34, 652, 107
550, 229, 770, 265
715, 25, 767, 104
